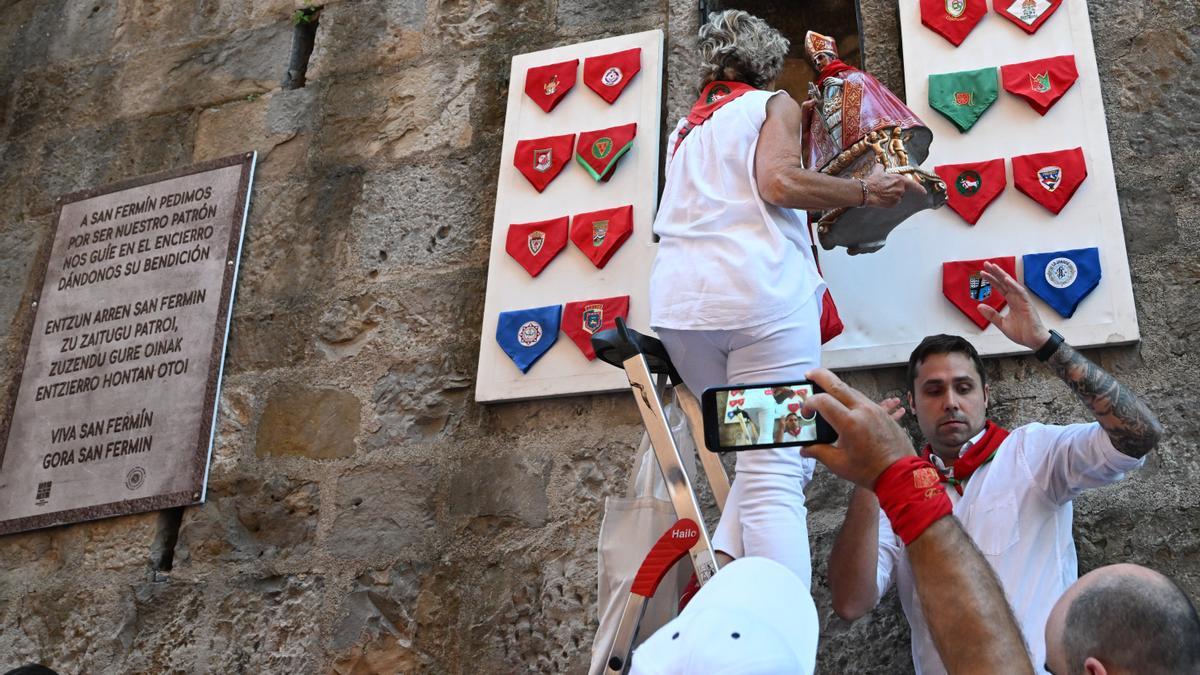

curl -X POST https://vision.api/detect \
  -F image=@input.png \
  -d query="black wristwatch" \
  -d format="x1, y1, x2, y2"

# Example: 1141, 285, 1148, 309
1034, 329, 1065, 361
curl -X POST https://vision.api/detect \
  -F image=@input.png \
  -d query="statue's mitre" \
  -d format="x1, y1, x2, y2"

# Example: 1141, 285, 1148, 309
804, 31, 838, 59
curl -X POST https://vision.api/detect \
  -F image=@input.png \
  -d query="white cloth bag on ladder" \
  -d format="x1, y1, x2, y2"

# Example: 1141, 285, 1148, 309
589, 401, 698, 675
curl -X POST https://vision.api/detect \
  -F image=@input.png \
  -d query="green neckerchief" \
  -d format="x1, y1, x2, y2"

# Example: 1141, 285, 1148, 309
928, 67, 999, 132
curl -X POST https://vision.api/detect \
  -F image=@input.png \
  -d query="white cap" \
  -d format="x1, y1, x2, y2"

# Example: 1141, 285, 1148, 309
629, 557, 818, 675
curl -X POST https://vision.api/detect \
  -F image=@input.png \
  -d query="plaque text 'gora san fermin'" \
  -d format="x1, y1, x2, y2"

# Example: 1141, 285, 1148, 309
0, 154, 254, 535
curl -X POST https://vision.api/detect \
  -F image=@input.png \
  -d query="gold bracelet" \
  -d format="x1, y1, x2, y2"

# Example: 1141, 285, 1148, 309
857, 178, 869, 207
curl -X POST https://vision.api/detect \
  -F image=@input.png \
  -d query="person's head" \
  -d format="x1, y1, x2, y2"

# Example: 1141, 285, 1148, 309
1044, 564, 1200, 675
698, 10, 789, 90
784, 413, 801, 434
906, 334, 989, 455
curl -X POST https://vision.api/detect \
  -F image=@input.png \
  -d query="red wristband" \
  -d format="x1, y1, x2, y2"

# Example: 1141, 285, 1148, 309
873, 456, 952, 545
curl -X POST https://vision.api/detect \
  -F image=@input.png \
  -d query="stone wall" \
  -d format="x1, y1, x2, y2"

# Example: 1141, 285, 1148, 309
0, 0, 1195, 673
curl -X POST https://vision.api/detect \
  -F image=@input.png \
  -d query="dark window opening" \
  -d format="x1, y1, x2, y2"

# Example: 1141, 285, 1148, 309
699, 0, 864, 104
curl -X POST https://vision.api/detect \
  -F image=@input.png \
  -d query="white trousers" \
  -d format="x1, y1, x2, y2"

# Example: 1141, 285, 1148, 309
656, 292, 822, 588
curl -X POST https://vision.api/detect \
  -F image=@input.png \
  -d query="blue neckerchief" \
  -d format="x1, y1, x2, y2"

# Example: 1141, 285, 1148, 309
1022, 247, 1101, 318
496, 305, 561, 373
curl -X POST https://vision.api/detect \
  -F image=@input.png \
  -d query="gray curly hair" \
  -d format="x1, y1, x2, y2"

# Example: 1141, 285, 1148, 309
698, 10, 790, 89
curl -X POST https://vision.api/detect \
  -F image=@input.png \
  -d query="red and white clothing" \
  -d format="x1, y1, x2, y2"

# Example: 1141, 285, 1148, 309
650, 87, 826, 586
649, 90, 825, 330
875, 422, 1145, 675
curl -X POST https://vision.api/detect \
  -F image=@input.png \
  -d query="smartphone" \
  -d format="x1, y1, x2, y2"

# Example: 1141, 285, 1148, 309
701, 381, 838, 451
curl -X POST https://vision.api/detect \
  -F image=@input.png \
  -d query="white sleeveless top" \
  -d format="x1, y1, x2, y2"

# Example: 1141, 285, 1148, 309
649, 90, 825, 330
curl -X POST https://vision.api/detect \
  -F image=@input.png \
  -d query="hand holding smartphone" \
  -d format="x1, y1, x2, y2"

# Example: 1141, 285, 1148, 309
701, 381, 838, 451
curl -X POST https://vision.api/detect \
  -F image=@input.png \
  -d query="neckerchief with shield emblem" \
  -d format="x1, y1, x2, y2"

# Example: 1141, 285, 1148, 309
506, 216, 568, 277
1001, 55, 1078, 115
922, 420, 1010, 495
920, 0, 987, 46
1012, 147, 1087, 215
583, 48, 641, 104
576, 123, 637, 182
942, 256, 1016, 330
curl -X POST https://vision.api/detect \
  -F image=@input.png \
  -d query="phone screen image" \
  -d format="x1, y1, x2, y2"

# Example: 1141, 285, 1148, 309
702, 382, 836, 451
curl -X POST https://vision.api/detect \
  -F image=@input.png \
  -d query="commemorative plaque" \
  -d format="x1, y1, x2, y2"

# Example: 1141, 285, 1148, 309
0, 153, 255, 535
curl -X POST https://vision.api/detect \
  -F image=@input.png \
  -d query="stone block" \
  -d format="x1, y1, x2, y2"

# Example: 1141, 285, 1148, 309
193, 93, 293, 164
327, 463, 438, 560
315, 60, 476, 164
428, 0, 555, 49
174, 475, 320, 565
28, 113, 195, 212
5, 60, 119, 138
112, 0, 296, 52
329, 564, 430, 667
369, 356, 472, 446
350, 157, 494, 271
255, 384, 361, 459
114, 22, 292, 118
228, 305, 311, 371
317, 293, 386, 359
307, 0, 427, 79
553, 0, 659, 30
449, 454, 550, 528
236, 169, 363, 302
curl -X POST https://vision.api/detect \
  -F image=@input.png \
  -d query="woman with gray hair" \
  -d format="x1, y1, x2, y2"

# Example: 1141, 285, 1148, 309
648, 10, 918, 587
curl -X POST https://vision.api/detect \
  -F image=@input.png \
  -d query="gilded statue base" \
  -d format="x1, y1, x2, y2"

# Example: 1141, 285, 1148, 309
815, 127, 948, 255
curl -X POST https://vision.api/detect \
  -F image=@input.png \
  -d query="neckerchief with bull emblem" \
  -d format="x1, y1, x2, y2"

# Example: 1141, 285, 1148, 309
928, 67, 1000, 132
524, 59, 578, 113
921, 420, 1011, 495
1001, 55, 1078, 115
920, 0, 987, 46
561, 295, 630, 360
1012, 147, 1087, 215
514, 133, 575, 192
576, 123, 637, 182
583, 48, 641, 104
996, 0, 1062, 34
934, 158, 1007, 225
496, 304, 561, 373
506, 216, 568, 277
1022, 247, 1102, 318
942, 256, 1017, 329
672, 80, 759, 155
570, 204, 633, 269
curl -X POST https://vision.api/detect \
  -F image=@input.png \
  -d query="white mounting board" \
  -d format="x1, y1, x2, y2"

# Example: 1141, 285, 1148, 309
819, 0, 1139, 370
476, 30, 664, 403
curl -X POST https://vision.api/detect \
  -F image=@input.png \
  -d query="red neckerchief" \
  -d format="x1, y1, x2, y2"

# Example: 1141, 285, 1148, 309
815, 60, 856, 86
921, 420, 1010, 495
672, 80, 757, 155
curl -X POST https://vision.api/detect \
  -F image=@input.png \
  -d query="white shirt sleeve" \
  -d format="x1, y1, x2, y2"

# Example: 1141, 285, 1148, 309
875, 506, 902, 604
1015, 422, 1146, 506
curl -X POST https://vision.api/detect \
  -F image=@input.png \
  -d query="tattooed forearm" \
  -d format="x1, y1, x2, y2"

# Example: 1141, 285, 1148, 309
1045, 343, 1163, 458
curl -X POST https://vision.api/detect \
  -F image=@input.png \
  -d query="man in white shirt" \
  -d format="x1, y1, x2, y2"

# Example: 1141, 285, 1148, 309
826, 262, 1164, 675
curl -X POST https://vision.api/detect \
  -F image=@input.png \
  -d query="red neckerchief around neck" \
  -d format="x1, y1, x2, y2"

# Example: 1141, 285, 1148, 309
922, 420, 1010, 495
672, 80, 757, 155
815, 59, 856, 86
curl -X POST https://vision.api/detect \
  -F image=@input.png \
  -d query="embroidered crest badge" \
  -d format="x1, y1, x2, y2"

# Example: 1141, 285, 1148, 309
1030, 72, 1052, 93
534, 148, 553, 172
954, 91, 973, 105
1007, 0, 1051, 25
969, 272, 991, 301
544, 75, 559, 96
1045, 257, 1077, 288
517, 320, 543, 347
601, 67, 622, 87
946, 0, 966, 18
955, 169, 982, 196
592, 220, 608, 247
528, 230, 545, 255
707, 83, 732, 104
583, 48, 641, 104
1038, 165, 1062, 191
592, 137, 613, 159
582, 304, 604, 334
913, 467, 941, 490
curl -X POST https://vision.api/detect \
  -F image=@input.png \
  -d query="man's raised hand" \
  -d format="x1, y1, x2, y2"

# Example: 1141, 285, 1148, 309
977, 261, 1052, 351
800, 369, 916, 489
